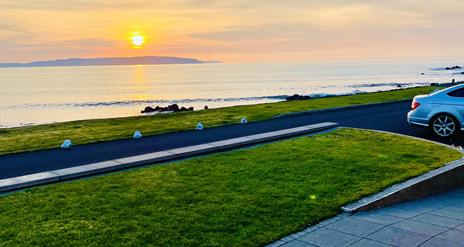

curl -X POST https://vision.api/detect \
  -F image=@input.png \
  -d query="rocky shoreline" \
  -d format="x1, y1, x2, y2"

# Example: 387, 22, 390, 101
140, 81, 464, 114
141, 104, 194, 113
444, 65, 461, 70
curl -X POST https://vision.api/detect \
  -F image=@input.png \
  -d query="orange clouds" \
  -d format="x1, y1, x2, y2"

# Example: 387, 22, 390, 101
1, 0, 462, 63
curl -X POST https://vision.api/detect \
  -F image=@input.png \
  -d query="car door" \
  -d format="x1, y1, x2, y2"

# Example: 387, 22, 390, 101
444, 87, 464, 129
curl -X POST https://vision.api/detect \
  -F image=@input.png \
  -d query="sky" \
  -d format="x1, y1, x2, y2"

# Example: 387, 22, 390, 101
1, 0, 463, 63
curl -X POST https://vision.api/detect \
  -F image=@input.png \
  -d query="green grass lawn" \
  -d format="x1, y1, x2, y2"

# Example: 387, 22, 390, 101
0, 86, 438, 155
0, 128, 460, 247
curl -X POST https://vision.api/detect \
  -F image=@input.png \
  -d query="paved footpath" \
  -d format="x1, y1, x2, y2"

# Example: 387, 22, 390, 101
268, 188, 464, 247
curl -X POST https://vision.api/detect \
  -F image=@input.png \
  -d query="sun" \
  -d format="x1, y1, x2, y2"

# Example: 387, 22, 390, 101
131, 33, 145, 48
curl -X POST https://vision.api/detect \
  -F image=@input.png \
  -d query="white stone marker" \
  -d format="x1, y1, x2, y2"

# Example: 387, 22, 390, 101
133, 130, 143, 139
61, 139, 72, 149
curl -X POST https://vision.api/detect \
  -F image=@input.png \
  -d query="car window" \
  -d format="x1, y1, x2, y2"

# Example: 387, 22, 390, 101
447, 88, 464, 97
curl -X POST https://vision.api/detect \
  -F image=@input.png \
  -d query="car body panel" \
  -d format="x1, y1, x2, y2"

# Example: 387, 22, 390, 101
407, 84, 464, 133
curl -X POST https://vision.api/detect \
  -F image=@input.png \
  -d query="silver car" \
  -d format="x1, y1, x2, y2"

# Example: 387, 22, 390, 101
407, 84, 464, 137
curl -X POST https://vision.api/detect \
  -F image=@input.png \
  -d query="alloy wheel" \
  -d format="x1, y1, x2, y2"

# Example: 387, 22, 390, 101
432, 115, 456, 137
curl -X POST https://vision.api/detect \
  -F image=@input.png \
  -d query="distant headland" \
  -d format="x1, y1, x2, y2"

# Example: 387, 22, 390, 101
0, 56, 216, 68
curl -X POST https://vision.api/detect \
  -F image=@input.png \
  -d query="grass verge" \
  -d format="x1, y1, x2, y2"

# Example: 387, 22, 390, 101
0, 128, 460, 246
0, 86, 438, 154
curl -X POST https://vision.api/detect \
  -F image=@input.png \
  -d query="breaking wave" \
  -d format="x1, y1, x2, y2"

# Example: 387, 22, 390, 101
6, 95, 288, 109
350, 82, 430, 88
5, 81, 432, 110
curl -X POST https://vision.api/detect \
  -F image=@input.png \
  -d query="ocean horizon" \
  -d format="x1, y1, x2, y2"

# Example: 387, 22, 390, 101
1, 59, 462, 128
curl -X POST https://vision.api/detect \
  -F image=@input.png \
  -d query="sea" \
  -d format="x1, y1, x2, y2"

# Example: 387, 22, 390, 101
1, 59, 463, 128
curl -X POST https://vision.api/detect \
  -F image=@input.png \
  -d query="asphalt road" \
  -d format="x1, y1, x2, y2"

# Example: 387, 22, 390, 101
1, 101, 462, 179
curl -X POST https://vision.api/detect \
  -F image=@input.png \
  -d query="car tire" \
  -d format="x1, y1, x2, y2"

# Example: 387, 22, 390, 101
430, 114, 459, 137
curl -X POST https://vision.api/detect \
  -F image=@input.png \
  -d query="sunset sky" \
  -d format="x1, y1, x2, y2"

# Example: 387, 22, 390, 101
1, 0, 463, 63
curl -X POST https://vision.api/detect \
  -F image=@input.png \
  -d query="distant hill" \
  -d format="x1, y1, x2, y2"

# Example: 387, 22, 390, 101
0, 56, 209, 68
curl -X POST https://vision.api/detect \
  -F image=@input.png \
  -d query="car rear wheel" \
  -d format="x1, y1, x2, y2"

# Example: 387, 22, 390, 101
431, 114, 457, 137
